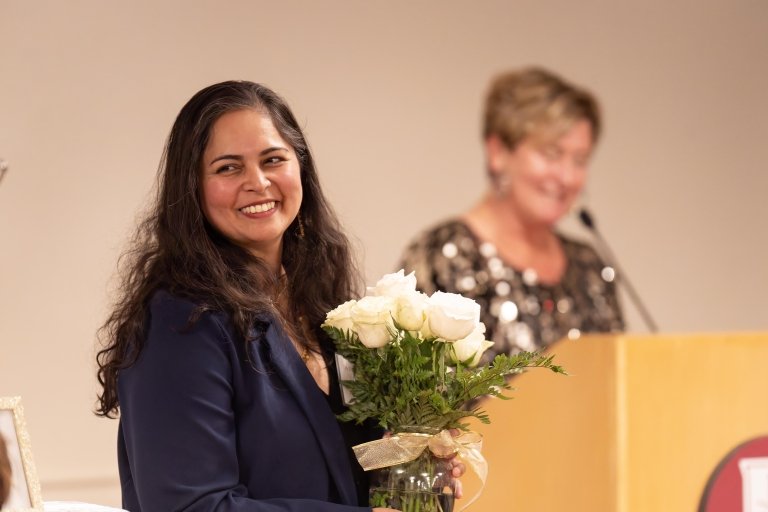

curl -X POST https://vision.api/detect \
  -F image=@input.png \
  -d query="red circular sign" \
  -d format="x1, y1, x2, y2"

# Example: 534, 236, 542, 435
699, 435, 768, 512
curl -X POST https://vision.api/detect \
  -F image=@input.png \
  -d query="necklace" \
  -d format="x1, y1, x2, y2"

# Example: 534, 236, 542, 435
299, 344, 311, 363
296, 315, 330, 394
296, 315, 314, 364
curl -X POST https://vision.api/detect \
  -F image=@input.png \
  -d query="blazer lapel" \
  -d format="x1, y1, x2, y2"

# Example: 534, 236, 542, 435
262, 323, 358, 505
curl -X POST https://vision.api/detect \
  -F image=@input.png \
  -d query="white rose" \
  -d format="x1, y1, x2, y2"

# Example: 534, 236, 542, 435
419, 317, 435, 340
426, 291, 481, 342
450, 323, 495, 367
393, 290, 428, 331
353, 323, 392, 348
323, 299, 357, 332
350, 295, 396, 348
367, 269, 417, 298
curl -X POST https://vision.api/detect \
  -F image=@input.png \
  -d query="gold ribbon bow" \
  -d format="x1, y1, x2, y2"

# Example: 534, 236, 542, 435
352, 429, 487, 511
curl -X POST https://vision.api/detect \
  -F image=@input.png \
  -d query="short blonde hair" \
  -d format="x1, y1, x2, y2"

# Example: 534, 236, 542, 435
483, 67, 601, 148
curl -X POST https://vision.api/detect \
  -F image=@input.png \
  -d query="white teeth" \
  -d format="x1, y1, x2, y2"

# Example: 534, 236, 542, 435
541, 186, 564, 199
241, 201, 275, 214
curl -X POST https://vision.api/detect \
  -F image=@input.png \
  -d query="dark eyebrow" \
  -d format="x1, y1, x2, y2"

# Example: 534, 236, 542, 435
209, 154, 242, 166
208, 146, 290, 166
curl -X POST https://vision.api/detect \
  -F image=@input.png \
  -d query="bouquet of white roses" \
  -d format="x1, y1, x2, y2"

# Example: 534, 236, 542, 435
322, 269, 565, 432
322, 270, 565, 511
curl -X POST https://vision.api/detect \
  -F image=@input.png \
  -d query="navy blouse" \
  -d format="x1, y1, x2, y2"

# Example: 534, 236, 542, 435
116, 290, 374, 512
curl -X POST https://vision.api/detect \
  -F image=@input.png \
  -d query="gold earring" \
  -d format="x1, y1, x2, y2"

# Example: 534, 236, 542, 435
297, 212, 305, 239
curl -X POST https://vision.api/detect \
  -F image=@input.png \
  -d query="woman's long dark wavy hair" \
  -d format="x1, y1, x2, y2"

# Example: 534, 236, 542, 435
96, 81, 360, 418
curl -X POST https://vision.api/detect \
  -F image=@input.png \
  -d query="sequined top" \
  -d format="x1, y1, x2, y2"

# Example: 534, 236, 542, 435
398, 220, 624, 361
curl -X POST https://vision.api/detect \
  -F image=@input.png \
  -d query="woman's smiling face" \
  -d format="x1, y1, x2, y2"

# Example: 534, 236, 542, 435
200, 108, 303, 267
491, 119, 594, 227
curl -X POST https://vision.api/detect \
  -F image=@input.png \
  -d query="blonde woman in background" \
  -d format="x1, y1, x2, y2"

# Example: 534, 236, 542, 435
399, 67, 624, 360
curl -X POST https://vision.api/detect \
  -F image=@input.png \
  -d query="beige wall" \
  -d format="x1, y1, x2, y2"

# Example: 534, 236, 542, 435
0, 0, 766, 507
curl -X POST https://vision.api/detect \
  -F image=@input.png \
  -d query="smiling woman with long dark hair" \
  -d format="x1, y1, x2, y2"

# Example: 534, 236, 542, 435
95, 81, 396, 512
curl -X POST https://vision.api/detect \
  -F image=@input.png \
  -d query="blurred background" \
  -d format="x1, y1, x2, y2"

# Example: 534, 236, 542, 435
1, 0, 766, 506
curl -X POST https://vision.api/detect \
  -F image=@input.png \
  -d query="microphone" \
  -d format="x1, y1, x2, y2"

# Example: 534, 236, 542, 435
578, 207, 659, 333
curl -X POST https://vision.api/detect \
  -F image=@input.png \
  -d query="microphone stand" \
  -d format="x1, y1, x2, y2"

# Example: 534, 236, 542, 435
578, 208, 659, 333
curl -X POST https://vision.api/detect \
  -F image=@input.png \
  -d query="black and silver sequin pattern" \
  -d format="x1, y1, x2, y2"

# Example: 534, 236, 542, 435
399, 220, 624, 363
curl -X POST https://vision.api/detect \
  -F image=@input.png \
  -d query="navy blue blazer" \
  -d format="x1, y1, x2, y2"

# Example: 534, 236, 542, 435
117, 290, 372, 512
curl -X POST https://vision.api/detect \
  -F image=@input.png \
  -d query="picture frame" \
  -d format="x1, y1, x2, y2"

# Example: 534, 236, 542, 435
0, 397, 43, 511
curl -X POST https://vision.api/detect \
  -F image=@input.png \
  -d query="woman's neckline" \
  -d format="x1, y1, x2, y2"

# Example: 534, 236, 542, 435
453, 216, 569, 288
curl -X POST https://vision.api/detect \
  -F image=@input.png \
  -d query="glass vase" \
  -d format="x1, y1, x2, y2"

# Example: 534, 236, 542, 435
368, 426, 456, 512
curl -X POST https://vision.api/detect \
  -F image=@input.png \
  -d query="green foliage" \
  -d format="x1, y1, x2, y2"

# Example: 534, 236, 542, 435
324, 326, 567, 432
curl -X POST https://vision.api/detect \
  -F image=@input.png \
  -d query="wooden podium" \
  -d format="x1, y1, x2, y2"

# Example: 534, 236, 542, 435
463, 332, 768, 512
